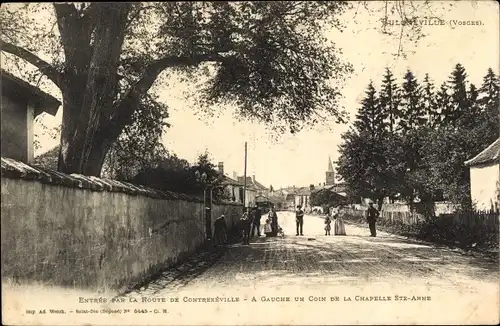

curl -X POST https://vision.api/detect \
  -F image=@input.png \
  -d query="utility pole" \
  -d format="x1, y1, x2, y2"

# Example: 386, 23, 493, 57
243, 141, 247, 209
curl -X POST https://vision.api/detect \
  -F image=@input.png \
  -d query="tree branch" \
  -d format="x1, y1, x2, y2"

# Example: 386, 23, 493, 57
106, 52, 228, 139
53, 3, 92, 73
0, 39, 62, 87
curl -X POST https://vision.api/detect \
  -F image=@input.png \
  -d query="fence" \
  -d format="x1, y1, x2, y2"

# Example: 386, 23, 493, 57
343, 207, 499, 231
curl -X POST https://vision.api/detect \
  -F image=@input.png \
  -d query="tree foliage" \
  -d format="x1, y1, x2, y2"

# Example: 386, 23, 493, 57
1, 2, 356, 176
131, 151, 227, 200
338, 65, 499, 212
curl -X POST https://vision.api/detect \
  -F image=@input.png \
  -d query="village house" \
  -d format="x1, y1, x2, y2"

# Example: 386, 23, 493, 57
294, 186, 312, 212
465, 138, 500, 212
237, 175, 269, 197
215, 162, 255, 207
237, 174, 268, 206
1, 70, 61, 164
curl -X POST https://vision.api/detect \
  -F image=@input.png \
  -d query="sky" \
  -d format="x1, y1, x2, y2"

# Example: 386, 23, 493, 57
31, 1, 499, 189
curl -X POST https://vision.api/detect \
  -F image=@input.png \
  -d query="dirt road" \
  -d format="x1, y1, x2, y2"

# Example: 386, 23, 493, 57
121, 211, 499, 325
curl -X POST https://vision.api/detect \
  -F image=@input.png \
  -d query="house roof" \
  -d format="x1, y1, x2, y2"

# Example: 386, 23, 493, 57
237, 176, 268, 190
465, 138, 500, 166
256, 194, 284, 204
1, 70, 61, 116
220, 174, 245, 186
312, 187, 347, 198
295, 186, 312, 196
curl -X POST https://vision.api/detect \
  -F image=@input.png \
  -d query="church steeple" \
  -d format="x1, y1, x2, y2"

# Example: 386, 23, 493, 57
327, 156, 334, 172
326, 156, 335, 186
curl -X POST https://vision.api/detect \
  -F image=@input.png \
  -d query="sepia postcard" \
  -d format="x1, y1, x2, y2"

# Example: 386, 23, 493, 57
1, 1, 499, 325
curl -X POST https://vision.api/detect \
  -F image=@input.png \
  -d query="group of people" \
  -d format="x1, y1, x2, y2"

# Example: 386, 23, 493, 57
323, 205, 347, 236
298, 202, 381, 237
239, 206, 281, 245
214, 201, 381, 246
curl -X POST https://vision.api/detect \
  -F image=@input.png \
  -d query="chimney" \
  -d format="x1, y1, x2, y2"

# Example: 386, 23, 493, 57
252, 175, 256, 183
233, 171, 238, 179
218, 162, 224, 175
309, 184, 315, 191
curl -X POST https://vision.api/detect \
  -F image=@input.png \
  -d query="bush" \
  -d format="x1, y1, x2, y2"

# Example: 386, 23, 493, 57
344, 212, 499, 252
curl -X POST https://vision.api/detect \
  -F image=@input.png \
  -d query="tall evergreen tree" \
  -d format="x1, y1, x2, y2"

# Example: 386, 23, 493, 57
353, 82, 387, 138
422, 74, 439, 128
477, 68, 500, 143
445, 63, 469, 126
398, 70, 425, 132
434, 82, 451, 127
379, 68, 400, 133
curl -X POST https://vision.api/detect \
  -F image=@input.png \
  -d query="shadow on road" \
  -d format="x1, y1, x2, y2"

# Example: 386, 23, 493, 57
220, 234, 499, 283
122, 231, 499, 295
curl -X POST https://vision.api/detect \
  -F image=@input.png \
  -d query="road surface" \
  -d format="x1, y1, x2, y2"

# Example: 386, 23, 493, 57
120, 211, 499, 325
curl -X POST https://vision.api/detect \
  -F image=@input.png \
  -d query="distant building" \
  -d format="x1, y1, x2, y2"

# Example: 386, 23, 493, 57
294, 186, 312, 212
216, 163, 260, 207
237, 174, 269, 206
465, 138, 500, 212
326, 156, 336, 186
1, 70, 61, 163
277, 186, 313, 212
324, 157, 347, 195
237, 175, 269, 197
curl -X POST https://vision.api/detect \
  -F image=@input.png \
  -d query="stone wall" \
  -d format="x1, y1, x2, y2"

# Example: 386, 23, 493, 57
1, 157, 242, 291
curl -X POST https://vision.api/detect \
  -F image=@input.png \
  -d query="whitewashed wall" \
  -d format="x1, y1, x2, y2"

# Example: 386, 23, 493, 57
470, 163, 500, 211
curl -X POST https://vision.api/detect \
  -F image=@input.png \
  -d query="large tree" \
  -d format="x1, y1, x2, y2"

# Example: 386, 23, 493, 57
1, 2, 355, 176
379, 68, 399, 133
353, 81, 387, 137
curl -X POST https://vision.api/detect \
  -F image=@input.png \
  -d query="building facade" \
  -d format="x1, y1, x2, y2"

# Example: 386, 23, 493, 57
1, 70, 61, 163
465, 138, 500, 212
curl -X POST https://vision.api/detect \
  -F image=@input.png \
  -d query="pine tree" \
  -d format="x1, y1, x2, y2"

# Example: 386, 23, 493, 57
379, 68, 400, 133
398, 70, 425, 132
434, 82, 451, 127
353, 81, 387, 138
477, 68, 500, 143
422, 74, 439, 128
446, 63, 469, 126
478, 68, 500, 114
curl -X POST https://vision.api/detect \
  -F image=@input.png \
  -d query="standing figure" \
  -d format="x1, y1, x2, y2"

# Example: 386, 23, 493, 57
252, 206, 262, 237
334, 205, 347, 236
366, 202, 380, 237
324, 215, 332, 236
268, 207, 279, 236
240, 208, 253, 245
295, 205, 304, 236
213, 215, 228, 246
264, 217, 273, 237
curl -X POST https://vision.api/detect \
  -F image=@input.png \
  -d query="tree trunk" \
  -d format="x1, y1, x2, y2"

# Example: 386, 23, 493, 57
57, 4, 132, 176
376, 196, 384, 211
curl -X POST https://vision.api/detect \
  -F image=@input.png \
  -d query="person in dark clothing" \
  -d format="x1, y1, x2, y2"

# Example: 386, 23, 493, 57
268, 207, 278, 236
240, 208, 253, 245
296, 205, 304, 236
213, 215, 228, 246
366, 202, 380, 237
252, 206, 262, 237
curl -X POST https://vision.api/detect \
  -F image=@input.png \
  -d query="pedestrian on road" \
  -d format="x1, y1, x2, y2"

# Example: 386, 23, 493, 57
264, 217, 273, 237
213, 215, 228, 246
324, 215, 332, 236
366, 202, 380, 237
252, 206, 262, 237
334, 204, 346, 236
295, 205, 304, 236
268, 207, 279, 236
240, 208, 253, 245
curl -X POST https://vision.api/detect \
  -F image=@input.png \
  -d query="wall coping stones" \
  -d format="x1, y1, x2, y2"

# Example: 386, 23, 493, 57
1, 156, 243, 204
